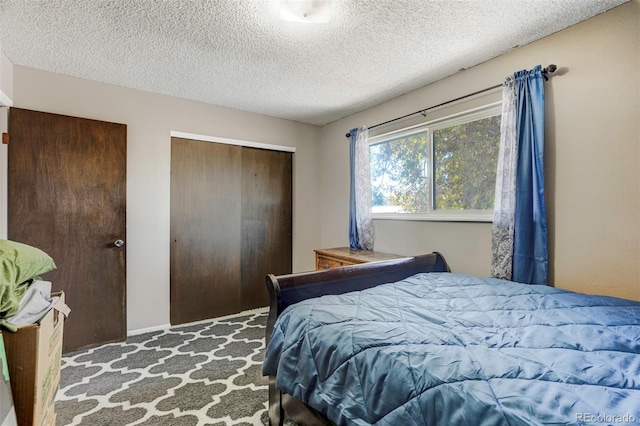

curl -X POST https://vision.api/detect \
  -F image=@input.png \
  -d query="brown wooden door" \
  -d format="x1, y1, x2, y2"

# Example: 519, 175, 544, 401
8, 108, 126, 353
170, 138, 242, 324
170, 139, 292, 324
241, 147, 292, 310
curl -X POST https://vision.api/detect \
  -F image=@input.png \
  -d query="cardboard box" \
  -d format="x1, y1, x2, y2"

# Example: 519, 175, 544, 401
0, 332, 18, 426
3, 293, 70, 426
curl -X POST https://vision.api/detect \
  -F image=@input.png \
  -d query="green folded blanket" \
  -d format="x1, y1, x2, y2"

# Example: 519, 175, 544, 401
0, 240, 57, 332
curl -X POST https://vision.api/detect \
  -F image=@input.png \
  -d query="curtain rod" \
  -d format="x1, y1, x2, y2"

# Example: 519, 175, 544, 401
345, 64, 557, 138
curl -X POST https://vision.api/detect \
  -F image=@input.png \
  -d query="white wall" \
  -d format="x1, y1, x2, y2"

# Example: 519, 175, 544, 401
10, 67, 322, 332
0, 47, 13, 240
0, 47, 12, 106
319, 1, 640, 301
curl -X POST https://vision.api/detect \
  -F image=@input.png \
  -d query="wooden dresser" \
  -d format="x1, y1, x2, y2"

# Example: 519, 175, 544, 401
314, 247, 404, 270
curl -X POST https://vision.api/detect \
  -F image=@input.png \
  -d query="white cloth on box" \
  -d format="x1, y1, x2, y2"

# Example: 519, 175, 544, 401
6, 281, 58, 327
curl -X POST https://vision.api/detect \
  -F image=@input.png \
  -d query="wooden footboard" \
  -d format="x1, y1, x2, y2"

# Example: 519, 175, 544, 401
264, 252, 450, 426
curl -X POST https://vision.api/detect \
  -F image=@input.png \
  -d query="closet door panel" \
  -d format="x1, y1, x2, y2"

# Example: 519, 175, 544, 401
170, 137, 241, 324
241, 147, 292, 310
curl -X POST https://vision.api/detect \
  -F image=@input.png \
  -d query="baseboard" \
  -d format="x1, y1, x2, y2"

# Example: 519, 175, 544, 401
171, 306, 269, 328
126, 306, 269, 337
127, 324, 170, 337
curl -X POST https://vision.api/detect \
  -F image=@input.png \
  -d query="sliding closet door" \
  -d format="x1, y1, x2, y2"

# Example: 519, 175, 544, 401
170, 138, 242, 324
170, 138, 292, 324
241, 147, 292, 310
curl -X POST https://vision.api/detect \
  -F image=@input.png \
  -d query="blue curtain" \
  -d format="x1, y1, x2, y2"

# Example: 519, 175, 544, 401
512, 65, 548, 284
348, 128, 361, 249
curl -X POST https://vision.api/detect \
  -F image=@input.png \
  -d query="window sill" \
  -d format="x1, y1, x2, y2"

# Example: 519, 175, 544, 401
372, 211, 493, 223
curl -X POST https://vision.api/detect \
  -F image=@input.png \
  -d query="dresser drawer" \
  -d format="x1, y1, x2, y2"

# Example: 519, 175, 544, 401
316, 255, 352, 270
314, 247, 403, 271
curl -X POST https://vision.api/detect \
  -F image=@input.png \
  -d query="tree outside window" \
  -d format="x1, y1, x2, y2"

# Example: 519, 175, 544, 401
369, 106, 501, 218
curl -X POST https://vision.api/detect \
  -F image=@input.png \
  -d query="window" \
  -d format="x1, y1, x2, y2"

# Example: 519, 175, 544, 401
369, 103, 501, 221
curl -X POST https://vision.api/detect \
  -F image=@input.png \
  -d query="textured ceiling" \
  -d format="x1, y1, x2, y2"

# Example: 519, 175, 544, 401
0, 0, 629, 126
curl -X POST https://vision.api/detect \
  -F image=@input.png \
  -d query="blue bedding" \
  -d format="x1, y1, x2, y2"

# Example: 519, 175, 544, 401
263, 273, 640, 425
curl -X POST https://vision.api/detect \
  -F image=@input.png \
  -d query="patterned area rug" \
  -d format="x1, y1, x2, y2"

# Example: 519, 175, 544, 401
56, 309, 289, 425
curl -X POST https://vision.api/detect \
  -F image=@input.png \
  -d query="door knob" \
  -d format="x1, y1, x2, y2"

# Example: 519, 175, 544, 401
114, 239, 125, 248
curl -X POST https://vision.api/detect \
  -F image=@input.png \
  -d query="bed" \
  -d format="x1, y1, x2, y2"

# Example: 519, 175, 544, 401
262, 253, 640, 426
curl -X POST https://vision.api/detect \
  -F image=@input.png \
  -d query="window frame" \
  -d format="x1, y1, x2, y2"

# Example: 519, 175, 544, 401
368, 102, 502, 222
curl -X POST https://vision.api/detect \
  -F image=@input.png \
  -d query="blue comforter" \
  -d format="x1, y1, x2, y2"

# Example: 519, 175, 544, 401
263, 273, 640, 425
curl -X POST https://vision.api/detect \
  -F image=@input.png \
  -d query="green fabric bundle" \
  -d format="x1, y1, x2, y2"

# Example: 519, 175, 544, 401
0, 240, 57, 331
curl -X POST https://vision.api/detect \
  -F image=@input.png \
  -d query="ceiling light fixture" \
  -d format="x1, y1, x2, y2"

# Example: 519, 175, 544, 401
278, 0, 332, 23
